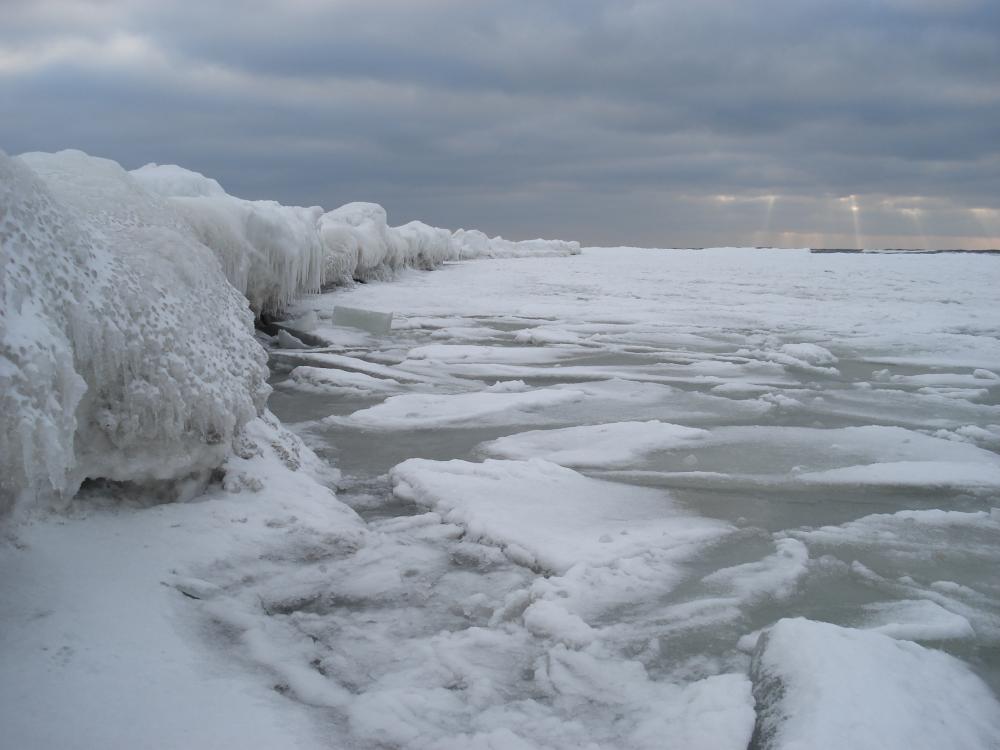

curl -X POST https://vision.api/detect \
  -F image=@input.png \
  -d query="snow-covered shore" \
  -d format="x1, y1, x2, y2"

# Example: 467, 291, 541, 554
0, 149, 578, 518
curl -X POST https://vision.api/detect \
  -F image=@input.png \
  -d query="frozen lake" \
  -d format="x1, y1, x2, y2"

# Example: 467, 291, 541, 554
263, 247, 1000, 748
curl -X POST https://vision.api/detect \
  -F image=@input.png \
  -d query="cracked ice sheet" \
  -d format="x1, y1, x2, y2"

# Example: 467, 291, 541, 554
374, 457, 756, 748
390, 458, 732, 576
333, 378, 772, 432
389, 458, 736, 632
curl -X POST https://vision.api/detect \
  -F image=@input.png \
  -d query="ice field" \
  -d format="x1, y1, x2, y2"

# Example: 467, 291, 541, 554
261, 247, 1000, 748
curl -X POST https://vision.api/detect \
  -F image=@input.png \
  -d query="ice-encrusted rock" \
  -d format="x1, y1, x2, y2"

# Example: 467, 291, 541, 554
1, 150, 269, 515
749, 617, 1000, 750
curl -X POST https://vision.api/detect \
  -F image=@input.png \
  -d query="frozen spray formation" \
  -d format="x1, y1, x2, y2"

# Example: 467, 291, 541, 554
0, 150, 270, 515
131, 162, 580, 315
0, 149, 578, 515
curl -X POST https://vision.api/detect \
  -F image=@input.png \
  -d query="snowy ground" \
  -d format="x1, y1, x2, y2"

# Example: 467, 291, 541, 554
4, 247, 1000, 748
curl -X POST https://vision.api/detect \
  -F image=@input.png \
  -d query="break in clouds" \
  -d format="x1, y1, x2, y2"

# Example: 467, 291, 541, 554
2, 0, 998, 248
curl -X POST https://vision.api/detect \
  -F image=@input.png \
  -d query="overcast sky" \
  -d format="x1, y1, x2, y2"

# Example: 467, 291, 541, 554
2, 0, 998, 248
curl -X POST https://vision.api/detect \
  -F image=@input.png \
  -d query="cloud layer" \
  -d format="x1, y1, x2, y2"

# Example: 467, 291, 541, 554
3, 0, 998, 248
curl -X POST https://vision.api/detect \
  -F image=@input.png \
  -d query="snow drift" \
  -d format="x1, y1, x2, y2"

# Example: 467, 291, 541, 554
0, 149, 269, 516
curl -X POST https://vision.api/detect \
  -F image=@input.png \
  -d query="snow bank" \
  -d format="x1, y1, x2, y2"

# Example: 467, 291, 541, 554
750, 618, 1000, 750
1, 150, 269, 515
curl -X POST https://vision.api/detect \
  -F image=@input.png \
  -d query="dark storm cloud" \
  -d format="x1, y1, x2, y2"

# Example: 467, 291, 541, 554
1, 0, 998, 247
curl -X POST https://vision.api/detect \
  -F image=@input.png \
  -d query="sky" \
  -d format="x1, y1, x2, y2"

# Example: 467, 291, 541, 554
2, 0, 998, 249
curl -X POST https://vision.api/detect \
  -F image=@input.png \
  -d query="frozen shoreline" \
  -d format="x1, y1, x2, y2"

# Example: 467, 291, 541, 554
3, 150, 1000, 747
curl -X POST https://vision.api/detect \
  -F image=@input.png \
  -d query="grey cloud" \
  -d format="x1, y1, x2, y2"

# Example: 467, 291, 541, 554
1, 0, 998, 247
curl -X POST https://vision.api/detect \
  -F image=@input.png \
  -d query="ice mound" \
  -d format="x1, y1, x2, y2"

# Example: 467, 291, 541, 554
320, 205, 456, 284
750, 617, 1000, 750
130, 162, 227, 198
452, 228, 581, 258
133, 164, 578, 316
132, 164, 327, 315
1, 150, 269, 515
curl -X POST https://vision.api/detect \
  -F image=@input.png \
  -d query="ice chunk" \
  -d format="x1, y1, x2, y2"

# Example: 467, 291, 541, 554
798, 460, 1000, 488
331, 305, 393, 334
335, 387, 588, 430
284, 366, 401, 395
275, 329, 309, 349
750, 618, 1000, 750
390, 458, 730, 574
861, 599, 976, 641
778, 342, 838, 366
479, 421, 709, 468
701, 538, 809, 604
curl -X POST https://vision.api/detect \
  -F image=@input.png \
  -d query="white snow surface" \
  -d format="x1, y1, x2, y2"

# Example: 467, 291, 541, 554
751, 618, 1000, 749
0, 413, 365, 749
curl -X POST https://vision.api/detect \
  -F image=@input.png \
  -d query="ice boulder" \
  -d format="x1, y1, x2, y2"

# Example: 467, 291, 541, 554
1, 149, 269, 516
749, 617, 1000, 750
